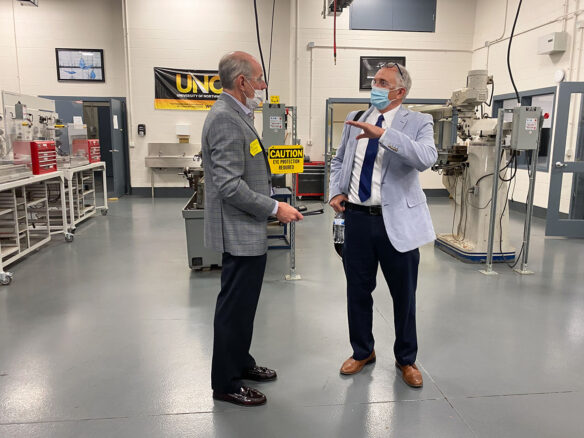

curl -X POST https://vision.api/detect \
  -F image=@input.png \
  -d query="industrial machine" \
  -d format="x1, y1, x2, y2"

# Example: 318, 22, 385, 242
1, 92, 99, 172
420, 70, 543, 269
182, 162, 204, 208
55, 123, 91, 168
1, 92, 61, 181
181, 154, 221, 270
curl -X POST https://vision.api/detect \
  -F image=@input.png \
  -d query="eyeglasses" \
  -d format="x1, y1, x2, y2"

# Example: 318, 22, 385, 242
370, 79, 404, 91
384, 62, 404, 79
245, 75, 266, 85
371, 78, 392, 89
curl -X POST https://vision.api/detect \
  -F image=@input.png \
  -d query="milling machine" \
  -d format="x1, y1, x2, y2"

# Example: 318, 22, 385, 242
419, 70, 542, 263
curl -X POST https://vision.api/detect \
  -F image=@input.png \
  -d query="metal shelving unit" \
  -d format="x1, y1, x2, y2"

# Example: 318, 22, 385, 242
0, 172, 70, 285
60, 162, 108, 233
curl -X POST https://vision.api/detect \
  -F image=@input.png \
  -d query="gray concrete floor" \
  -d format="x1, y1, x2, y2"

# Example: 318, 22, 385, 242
0, 196, 583, 438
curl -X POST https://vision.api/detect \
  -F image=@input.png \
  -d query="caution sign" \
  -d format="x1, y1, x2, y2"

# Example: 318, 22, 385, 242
268, 145, 304, 174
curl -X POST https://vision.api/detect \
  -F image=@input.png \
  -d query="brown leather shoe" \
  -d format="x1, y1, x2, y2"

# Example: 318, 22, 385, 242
340, 351, 376, 375
213, 386, 267, 406
242, 366, 277, 382
395, 362, 423, 388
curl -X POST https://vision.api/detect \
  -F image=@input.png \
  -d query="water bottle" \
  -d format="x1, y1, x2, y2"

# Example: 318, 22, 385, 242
333, 212, 345, 244
333, 212, 345, 258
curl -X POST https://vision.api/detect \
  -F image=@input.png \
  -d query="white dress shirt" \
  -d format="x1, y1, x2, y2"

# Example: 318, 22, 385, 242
348, 105, 400, 206
223, 91, 252, 117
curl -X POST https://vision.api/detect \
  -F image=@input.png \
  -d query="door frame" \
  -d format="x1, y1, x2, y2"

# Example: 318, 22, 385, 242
545, 82, 584, 237
41, 95, 131, 196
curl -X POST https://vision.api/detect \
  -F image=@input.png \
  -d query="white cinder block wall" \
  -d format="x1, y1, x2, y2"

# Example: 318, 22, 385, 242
0, 0, 125, 97
293, 0, 476, 190
1, 0, 581, 208
472, 0, 584, 210
124, 0, 291, 188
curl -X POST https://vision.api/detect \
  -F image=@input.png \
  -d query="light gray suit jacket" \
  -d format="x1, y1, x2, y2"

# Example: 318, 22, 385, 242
329, 106, 438, 253
202, 93, 274, 256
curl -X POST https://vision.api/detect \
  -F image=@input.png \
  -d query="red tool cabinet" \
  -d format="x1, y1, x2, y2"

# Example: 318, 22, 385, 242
73, 139, 101, 163
13, 140, 58, 175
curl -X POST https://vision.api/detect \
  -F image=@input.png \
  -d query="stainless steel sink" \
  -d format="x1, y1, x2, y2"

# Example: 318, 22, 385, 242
145, 143, 201, 168
145, 156, 199, 168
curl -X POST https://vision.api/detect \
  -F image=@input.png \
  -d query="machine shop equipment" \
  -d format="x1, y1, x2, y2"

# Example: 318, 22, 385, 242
1, 92, 97, 174
262, 103, 287, 187
420, 70, 543, 272
1, 92, 60, 181
182, 157, 204, 208
54, 123, 92, 168
181, 152, 221, 270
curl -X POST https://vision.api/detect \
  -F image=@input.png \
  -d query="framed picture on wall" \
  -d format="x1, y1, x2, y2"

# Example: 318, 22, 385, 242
360, 56, 406, 90
56, 48, 105, 82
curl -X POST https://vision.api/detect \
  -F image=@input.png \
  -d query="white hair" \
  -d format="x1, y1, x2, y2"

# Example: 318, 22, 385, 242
218, 52, 255, 90
382, 63, 412, 98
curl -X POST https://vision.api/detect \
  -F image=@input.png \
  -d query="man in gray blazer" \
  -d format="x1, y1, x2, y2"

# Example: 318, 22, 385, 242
203, 51, 303, 406
329, 63, 437, 388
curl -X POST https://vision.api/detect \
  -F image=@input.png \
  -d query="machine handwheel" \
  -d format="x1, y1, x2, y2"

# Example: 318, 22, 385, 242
65, 233, 74, 243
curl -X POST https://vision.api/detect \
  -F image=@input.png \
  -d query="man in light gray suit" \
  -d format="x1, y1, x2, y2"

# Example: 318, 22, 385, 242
329, 63, 437, 388
202, 51, 303, 407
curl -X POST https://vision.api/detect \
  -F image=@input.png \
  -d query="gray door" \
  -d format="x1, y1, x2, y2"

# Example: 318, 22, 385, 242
110, 98, 127, 197
545, 82, 584, 237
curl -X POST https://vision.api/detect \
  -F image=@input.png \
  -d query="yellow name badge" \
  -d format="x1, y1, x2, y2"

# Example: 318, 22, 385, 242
268, 145, 304, 174
250, 139, 262, 157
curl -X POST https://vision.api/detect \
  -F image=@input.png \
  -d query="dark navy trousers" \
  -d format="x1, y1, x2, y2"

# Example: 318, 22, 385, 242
211, 252, 267, 393
343, 209, 420, 365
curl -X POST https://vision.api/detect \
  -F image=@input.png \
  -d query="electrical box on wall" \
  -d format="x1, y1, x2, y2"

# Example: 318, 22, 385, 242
538, 32, 568, 55
510, 106, 542, 151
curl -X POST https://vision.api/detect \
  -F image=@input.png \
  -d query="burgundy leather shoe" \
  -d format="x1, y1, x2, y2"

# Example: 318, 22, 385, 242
340, 351, 376, 375
213, 386, 267, 406
242, 366, 277, 382
395, 362, 423, 388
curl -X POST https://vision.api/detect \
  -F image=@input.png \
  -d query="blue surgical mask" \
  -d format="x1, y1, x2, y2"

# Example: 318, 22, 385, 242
370, 86, 392, 110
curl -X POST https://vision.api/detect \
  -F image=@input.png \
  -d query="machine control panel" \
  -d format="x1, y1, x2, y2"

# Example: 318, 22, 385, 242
510, 106, 542, 151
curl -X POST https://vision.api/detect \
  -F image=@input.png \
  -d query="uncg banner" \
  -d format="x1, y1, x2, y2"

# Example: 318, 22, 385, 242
154, 67, 222, 110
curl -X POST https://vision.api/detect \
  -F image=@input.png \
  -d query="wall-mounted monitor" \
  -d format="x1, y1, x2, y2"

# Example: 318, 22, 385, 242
360, 56, 406, 90
56, 48, 105, 82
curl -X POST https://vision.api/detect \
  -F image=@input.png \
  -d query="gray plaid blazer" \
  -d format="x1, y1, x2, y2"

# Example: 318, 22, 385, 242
202, 93, 274, 256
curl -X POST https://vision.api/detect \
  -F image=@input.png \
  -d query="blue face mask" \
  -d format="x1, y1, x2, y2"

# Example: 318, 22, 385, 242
370, 86, 392, 110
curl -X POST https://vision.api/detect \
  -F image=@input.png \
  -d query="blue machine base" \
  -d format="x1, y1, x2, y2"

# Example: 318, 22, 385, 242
434, 238, 516, 264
